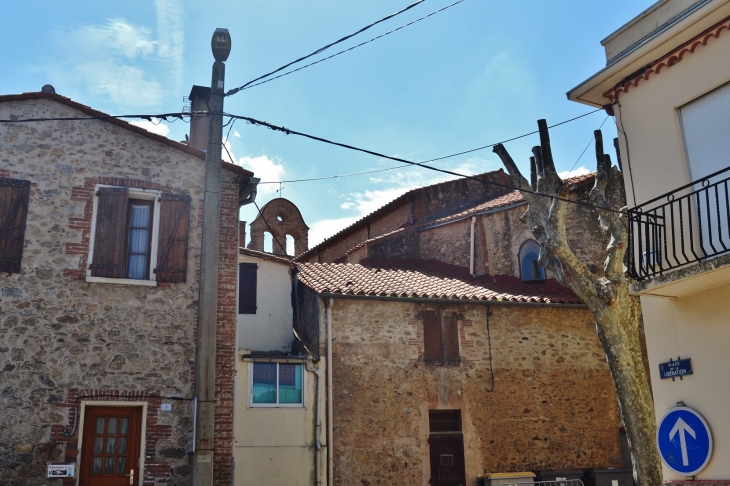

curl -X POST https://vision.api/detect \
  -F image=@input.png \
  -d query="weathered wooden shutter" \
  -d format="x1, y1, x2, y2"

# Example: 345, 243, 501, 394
423, 310, 443, 366
156, 194, 191, 283
428, 434, 466, 486
90, 187, 128, 278
239, 263, 257, 314
443, 312, 460, 366
0, 178, 31, 274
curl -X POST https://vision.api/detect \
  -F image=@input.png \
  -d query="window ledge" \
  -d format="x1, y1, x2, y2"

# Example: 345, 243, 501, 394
85, 276, 157, 287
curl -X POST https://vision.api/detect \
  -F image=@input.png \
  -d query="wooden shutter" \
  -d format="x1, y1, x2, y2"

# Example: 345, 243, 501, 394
90, 187, 128, 278
443, 312, 460, 366
0, 177, 31, 274
239, 263, 257, 314
156, 194, 191, 283
423, 310, 442, 366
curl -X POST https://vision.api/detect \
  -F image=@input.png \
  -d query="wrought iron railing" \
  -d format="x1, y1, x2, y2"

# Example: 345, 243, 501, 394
628, 165, 730, 281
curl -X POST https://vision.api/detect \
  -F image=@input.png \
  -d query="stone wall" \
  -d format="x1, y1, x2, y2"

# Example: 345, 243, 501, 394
0, 97, 240, 486
325, 298, 623, 486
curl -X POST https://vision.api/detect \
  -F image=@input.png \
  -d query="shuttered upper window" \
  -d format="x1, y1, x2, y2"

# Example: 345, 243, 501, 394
87, 186, 191, 285
239, 263, 257, 314
0, 177, 31, 274
423, 310, 460, 367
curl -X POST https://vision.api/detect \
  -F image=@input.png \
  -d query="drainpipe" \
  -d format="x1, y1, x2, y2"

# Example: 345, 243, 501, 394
305, 363, 322, 485
292, 268, 301, 332
326, 298, 334, 486
469, 216, 476, 277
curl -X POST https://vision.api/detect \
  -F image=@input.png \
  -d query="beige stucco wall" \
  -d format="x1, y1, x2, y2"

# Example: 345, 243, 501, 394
237, 255, 293, 353
614, 22, 730, 207
234, 357, 327, 486
640, 283, 730, 478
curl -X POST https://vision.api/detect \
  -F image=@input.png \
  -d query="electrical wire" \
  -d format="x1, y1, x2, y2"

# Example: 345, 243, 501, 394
0, 112, 203, 124
253, 199, 293, 259
236, 0, 465, 92
567, 115, 610, 173
225, 0, 428, 97
256, 108, 602, 185
227, 110, 624, 214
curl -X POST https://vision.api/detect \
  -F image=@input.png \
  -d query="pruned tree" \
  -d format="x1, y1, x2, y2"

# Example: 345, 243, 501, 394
492, 120, 662, 486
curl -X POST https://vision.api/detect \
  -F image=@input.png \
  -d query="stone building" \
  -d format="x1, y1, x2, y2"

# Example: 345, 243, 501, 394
289, 168, 635, 484
0, 88, 254, 486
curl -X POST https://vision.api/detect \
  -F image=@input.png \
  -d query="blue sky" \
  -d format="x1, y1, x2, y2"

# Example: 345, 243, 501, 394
1, 0, 654, 251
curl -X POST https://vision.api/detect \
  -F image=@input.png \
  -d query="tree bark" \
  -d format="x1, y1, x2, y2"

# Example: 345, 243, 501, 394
492, 121, 662, 486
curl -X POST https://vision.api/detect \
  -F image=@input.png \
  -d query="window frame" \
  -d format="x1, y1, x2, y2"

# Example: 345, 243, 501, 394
423, 310, 461, 367
86, 185, 161, 286
519, 239, 546, 283
248, 361, 306, 409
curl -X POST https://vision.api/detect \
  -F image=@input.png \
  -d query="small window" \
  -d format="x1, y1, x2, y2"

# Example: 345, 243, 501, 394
250, 362, 303, 407
87, 187, 191, 285
0, 177, 31, 274
519, 240, 545, 282
423, 310, 460, 367
239, 263, 257, 314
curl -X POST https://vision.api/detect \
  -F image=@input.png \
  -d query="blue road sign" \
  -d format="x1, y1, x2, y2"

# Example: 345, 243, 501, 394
656, 406, 712, 476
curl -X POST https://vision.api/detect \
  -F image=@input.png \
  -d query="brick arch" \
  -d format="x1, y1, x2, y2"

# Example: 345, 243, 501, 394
248, 198, 309, 256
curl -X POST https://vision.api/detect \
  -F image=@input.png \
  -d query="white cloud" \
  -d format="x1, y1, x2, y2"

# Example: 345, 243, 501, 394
558, 166, 590, 180
308, 217, 360, 247
41, 1, 184, 109
233, 131, 241, 138
129, 119, 170, 137
238, 155, 286, 195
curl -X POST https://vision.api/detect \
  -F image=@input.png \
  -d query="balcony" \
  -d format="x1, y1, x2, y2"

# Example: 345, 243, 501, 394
628, 165, 730, 294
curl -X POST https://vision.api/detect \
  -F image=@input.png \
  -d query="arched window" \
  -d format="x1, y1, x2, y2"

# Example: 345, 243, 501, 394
286, 235, 295, 256
519, 240, 545, 282
264, 231, 273, 253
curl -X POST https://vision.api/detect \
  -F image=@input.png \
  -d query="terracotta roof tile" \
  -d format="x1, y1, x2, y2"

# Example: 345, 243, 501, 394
297, 259, 582, 305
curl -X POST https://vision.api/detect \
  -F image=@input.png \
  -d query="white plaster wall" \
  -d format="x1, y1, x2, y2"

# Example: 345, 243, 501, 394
234, 358, 327, 486
641, 283, 730, 478
237, 255, 293, 353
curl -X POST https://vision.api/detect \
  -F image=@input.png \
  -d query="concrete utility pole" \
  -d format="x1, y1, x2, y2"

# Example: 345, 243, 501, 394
193, 27, 231, 486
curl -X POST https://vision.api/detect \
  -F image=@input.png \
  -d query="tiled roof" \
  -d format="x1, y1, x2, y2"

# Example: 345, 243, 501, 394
345, 228, 406, 255
298, 259, 582, 305
240, 247, 295, 266
422, 173, 596, 227
0, 91, 253, 178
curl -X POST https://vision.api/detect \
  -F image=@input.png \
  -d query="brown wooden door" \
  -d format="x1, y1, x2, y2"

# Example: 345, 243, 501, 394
80, 406, 142, 486
429, 434, 466, 486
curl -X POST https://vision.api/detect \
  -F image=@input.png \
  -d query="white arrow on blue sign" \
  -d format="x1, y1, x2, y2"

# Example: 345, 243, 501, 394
656, 406, 712, 476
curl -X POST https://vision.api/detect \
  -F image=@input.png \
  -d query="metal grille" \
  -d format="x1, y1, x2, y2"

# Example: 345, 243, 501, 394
628, 165, 730, 280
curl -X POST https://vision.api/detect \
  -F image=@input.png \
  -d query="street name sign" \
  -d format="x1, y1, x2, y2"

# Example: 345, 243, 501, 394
656, 406, 712, 475
659, 358, 693, 380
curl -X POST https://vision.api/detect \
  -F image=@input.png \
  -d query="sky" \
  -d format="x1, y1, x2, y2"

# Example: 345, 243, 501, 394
1, 0, 656, 252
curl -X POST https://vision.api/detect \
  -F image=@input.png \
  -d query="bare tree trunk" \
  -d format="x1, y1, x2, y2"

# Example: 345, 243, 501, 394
492, 121, 662, 486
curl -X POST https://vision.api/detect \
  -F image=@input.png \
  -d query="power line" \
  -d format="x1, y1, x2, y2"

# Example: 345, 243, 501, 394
247, 108, 604, 185
252, 200, 293, 259
567, 115, 609, 173
227, 109, 625, 214
236, 0, 466, 92
225, 0, 428, 97
0, 112, 203, 124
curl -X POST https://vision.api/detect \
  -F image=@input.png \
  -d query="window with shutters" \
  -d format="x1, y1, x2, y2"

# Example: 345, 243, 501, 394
239, 262, 257, 314
86, 186, 191, 286
0, 177, 31, 274
423, 310, 460, 367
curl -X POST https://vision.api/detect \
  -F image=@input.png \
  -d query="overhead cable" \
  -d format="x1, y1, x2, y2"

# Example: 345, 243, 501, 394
226, 109, 625, 214
236, 0, 465, 92
225, 0, 428, 97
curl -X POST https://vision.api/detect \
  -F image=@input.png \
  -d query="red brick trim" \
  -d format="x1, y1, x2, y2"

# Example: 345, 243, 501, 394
49, 389, 177, 486
604, 14, 730, 101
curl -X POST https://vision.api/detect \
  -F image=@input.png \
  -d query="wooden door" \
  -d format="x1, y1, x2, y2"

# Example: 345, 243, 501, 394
80, 406, 142, 486
429, 434, 466, 486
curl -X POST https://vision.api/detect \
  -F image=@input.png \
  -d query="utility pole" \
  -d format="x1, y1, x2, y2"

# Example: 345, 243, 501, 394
193, 28, 231, 486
